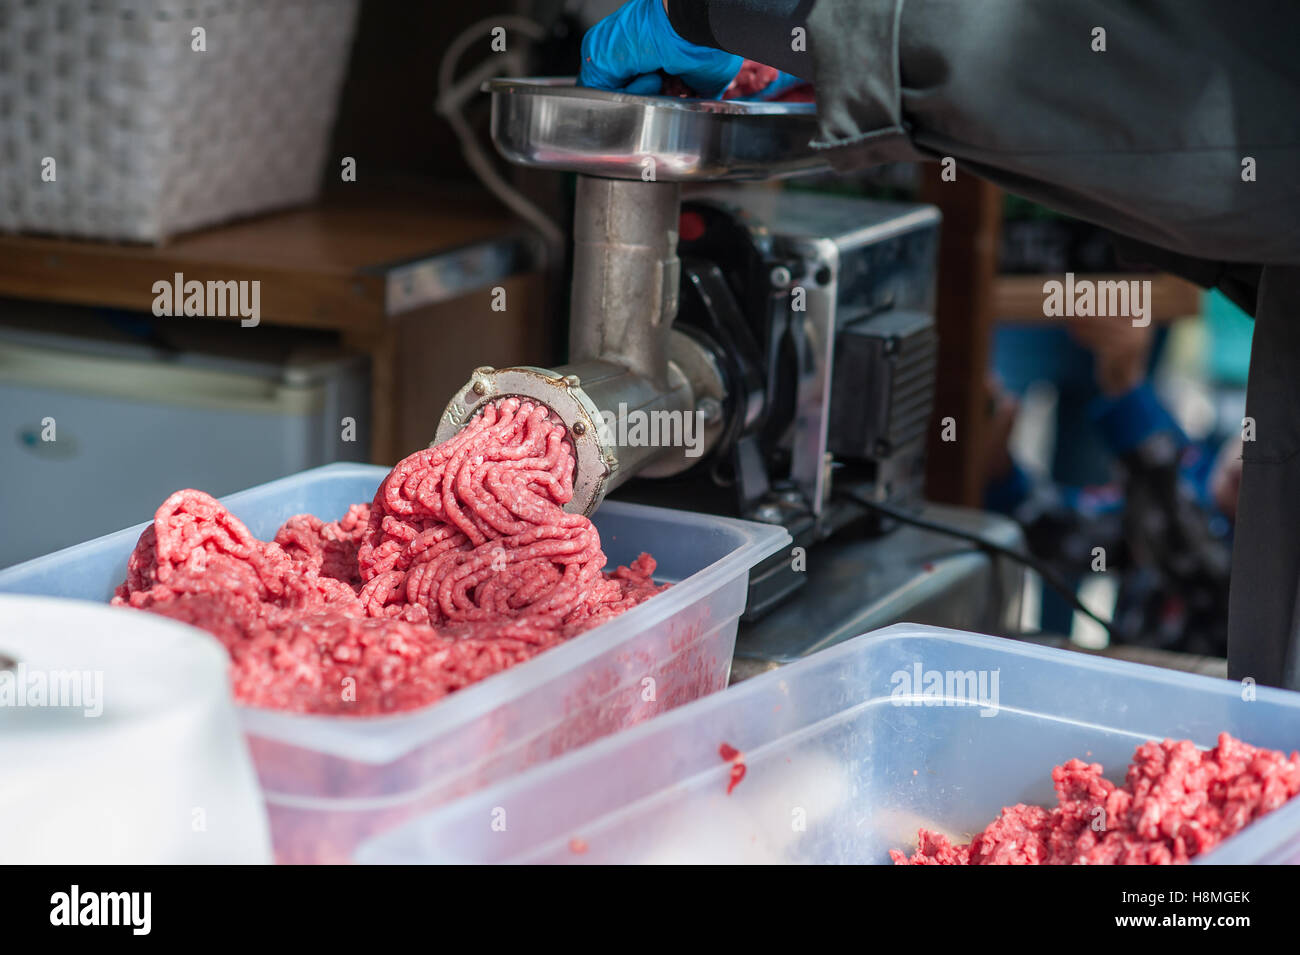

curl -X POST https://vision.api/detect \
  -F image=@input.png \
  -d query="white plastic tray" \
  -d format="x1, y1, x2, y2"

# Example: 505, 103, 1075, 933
0, 463, 789, 862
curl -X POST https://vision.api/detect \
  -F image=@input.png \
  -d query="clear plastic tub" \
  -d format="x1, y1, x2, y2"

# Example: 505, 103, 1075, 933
0, 463, 789, 863
355, 624, 1300, 864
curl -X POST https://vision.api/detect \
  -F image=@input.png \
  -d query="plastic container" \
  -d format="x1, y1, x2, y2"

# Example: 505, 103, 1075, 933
355, 624, 1300, 864
0, 463, 789, 862
1, 595, 271, 864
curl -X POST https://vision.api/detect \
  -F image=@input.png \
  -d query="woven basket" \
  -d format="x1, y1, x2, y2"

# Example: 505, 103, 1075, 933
0, 0, 359, 243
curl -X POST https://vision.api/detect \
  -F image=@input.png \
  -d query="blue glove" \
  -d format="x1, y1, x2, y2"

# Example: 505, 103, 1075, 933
579, 0, 743, 99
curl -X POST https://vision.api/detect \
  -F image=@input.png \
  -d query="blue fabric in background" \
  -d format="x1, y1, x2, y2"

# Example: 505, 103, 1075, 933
1205, 290, 1253, 386
991, 323, 1168, 632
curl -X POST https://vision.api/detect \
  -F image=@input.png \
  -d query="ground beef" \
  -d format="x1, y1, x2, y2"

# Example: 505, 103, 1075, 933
659, 59, 814, 101
891, 733, 1300, 865
113, 398, 666, 716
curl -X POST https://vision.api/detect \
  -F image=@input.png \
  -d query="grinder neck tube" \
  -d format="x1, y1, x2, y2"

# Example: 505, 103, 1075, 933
569, 176, 682, 388
436, 178, 708, 515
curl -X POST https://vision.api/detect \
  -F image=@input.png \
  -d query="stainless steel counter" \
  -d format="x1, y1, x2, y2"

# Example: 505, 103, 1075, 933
732, 505, 1026, 680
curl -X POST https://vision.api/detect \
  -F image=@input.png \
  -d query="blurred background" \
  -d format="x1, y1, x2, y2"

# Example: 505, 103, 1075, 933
0, 0, 1247, 659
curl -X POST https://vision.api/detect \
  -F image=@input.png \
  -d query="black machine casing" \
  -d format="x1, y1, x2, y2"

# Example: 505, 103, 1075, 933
616, 189, 943, 618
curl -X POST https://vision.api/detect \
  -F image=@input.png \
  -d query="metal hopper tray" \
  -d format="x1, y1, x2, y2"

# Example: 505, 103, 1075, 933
485, 78, 828, 182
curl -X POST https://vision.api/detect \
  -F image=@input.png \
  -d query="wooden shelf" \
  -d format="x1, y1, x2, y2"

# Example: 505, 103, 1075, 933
918, 173, 1003, 507
994, 272, 1202, 324
0, 184, 541, 331
0, 184, 550, 464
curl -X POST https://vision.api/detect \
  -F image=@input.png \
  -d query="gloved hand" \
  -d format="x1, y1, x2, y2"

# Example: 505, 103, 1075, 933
579, 0, 742, 98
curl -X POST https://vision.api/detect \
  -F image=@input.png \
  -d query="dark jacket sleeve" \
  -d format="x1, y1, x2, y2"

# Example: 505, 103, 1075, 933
668, 1, 1300, 686
1227, 265, 1300, 688
890, 0, 1300, 271
667, 0, 917, 164
672, 0, 1300, 294
667, 0, 818, 79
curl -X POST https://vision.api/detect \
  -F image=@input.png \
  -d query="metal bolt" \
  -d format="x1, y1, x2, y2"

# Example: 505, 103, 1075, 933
472, 380, 488, 396
769, 265, 792, 289
563, 375, 582, 389
571, 421, 586, 436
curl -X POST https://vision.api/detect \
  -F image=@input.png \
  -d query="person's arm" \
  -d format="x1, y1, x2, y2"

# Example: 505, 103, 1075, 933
1067, 318, 1185, 458
665, 0, 816, 79
1090, 384, 1185, 457
664, 0, 1300, 282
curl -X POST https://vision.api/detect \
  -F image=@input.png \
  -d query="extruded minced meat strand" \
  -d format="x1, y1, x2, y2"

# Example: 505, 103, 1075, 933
355, 398, 619, 631
891, 733, 1300, 865
725, 60, 779, 99
660, 59, 814, 100
113, 397, 667, 715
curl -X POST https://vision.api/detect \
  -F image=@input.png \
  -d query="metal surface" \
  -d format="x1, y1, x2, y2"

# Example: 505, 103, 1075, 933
734, 505, 1025, 668
786, 237, 839, 516
434, 150, 721, 504
433, 358, 704, 516
636, 331, 727, 479
569, 177, 680, 385
486, 78, 829, 182
367, 232, 544, 316
561, 357, 694, 490
687, 189, 942, 523
1031, 636, 1229, 680
435, 366, 613, 516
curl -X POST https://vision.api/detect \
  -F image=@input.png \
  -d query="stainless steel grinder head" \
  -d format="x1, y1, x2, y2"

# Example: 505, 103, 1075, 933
433, 366, 615, 517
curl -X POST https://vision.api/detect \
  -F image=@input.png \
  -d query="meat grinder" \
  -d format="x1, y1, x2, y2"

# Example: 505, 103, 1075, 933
437, 79, 1024, 663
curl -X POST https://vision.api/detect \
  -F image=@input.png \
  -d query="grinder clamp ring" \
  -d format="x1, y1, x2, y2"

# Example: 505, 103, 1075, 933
434, 366, 616, 517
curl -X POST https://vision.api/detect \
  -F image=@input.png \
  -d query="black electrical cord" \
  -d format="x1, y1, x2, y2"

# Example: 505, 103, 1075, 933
841, 490, 1117, 639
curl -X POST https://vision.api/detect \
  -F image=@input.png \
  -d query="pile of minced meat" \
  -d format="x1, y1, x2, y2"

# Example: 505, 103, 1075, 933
892, 733, 1300, 864
113, 398, 665, 715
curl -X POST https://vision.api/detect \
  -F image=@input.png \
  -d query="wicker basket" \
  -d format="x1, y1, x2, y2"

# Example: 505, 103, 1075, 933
0, 0, 359, 243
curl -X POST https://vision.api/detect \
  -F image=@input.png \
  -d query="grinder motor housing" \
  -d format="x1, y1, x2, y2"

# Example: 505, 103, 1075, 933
624, 189, 940, 616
